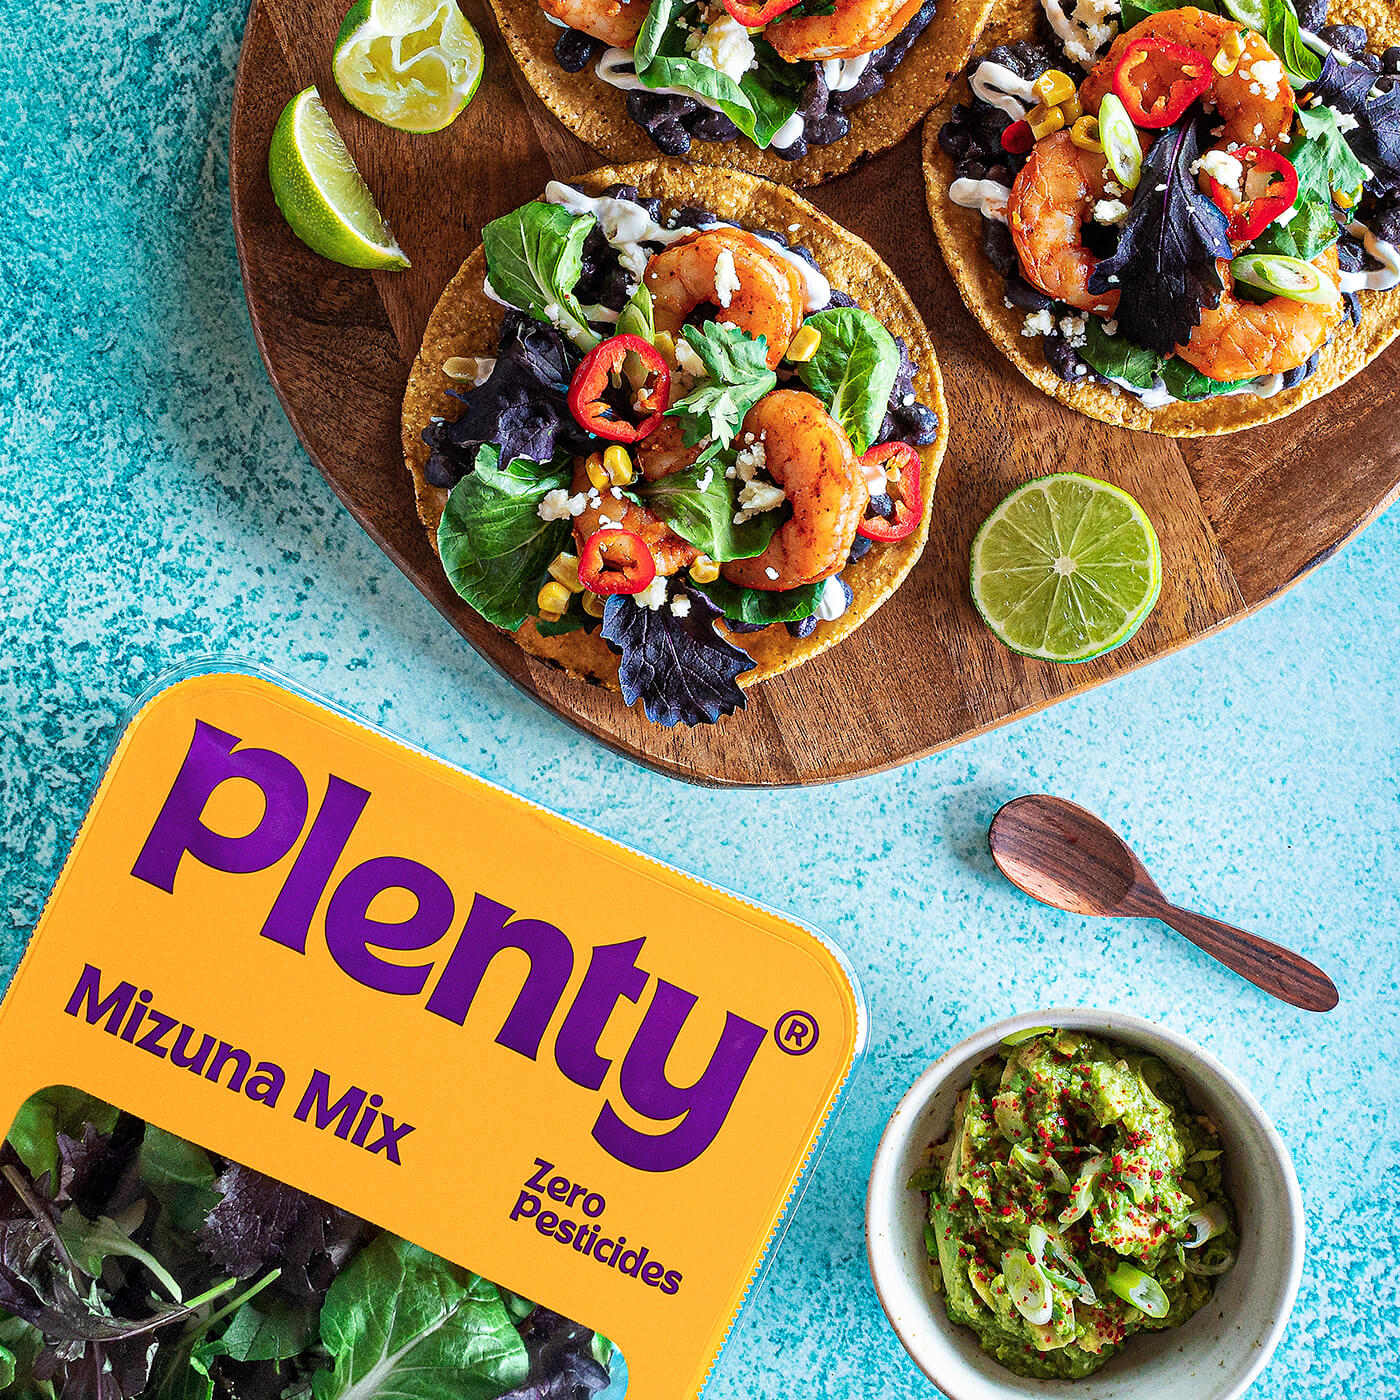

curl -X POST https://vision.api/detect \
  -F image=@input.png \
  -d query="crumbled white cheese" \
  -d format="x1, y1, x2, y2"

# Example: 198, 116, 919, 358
537, 489, 586, 521
1041, 0, 1120, 67
1093, 198, 1131, 225
633, 575, 669, 610
733, 440, 767, 481
1059, 312, 1089, 347
764, 566, 780, 580
674, 339, 707, 381
713, 247, 741, 309
669, 596, 692, 618
696, 466, 714, 492
1337, 112, 1360, 133
691, 11, 757, 81
734, 480, 786, 524
1022, 308, 1056, 338
1104, 318, 1119, 336
1249, 58, 1284, 92
1198, 149, 1244, 193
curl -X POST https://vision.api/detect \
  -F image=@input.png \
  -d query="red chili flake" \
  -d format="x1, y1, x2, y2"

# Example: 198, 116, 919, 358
1001, 1206, 1015, 1216
1150, 1169, 1163, 1181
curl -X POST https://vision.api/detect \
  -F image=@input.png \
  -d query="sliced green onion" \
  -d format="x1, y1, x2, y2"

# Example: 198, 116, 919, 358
1058, 1153, 1105, 1225
1003, 1248, 1054, 1326
1012, 1144, 1072, 1193
1001, 1026, 1053, 1046
1188, 1147, 1222, 1163
1099, 93, 1142, 191
1106, 1263, 1170, 1318
1184, 1203, 1230, 1248
1029, 1224, 1098, 1304
1219, 0, 1266, 30
1231, 252, 1338, 305
1183, 1241, 1236, 1277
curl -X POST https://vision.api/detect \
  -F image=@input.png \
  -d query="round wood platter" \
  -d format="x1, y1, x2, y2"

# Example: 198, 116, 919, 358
230, 0, 1400, 788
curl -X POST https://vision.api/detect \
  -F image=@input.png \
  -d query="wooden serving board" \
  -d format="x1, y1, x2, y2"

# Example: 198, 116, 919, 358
230, 0, 1400, 787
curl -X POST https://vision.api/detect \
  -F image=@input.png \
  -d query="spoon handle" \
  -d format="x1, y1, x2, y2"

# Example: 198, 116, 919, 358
1158, 905, 1339, 1012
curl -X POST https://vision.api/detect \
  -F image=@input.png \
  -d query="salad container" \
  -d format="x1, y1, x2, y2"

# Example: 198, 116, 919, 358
0, 664, 866, 1398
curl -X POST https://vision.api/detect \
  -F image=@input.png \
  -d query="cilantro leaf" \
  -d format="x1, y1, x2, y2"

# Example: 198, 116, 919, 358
1088, 120, 1232, 356
665, 322, 777, 457
1291, 104, 1370, 207
601, 585, 756, 726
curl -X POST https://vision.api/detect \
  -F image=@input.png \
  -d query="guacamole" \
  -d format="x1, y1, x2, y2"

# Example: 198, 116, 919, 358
908, 1030, 1237, 1380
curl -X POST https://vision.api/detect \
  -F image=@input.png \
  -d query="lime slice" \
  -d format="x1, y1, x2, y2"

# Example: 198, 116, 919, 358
333, 0, 484, 133
971, 473, 1161, 663
268, 87, 409, 270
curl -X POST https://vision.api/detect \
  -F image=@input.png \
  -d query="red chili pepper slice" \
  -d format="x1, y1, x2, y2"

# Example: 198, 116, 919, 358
1112, 37, 1212, 128
721, 0, 800, 24
1001, 119, 1035, 156
577, 529, 657, 596
1207, 146, 1300, 242
856, 442, 923, 543
567, 334, 670, 444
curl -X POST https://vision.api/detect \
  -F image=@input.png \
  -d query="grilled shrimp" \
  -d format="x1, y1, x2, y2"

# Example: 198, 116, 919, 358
569, 453, 700, 575
765, 0, 924, 61
1080, 7, 1294, 148
1177, 246, 1343, 381
644, 228, 803, 369
1007, 130, 1124, 316
721, 391, 868, 590
537, 0, 645, 47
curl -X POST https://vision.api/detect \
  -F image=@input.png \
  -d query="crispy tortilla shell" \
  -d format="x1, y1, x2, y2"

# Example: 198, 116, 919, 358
923, 0, 1400, 436
488, 0, 996, 186
402, 159, 949, 694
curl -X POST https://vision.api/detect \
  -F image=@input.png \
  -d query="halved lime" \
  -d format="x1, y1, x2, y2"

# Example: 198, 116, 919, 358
970, 473, 1161, 663
268, 87, 409, 270
333, 0, 484, 133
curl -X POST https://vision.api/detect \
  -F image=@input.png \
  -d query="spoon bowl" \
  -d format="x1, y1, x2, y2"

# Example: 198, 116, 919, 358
988, 795, 1339, 1013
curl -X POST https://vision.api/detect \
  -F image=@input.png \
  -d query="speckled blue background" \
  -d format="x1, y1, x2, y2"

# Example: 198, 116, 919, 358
4, 1, 1399, 1393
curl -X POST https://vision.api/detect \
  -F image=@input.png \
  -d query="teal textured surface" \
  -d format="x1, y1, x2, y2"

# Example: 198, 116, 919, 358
3, 1, 1398, 1394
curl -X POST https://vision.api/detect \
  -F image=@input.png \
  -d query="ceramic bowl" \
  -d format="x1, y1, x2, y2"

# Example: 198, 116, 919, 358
866, 1007, 1303, 1400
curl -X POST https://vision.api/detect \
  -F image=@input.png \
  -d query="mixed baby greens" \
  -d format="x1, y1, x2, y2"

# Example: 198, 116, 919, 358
0, 1088, 615, 1399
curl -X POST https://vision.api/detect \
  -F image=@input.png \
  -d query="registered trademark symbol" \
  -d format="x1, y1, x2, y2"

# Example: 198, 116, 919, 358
773, 1010, 819, 1056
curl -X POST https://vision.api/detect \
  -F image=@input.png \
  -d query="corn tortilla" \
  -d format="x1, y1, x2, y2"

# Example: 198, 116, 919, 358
402, 159, 949, 694
923, 0, 1400, 436
489, 0, 996, 186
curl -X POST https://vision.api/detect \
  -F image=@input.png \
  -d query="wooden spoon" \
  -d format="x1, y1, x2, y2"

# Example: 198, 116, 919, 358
988, 795, 1339, 1013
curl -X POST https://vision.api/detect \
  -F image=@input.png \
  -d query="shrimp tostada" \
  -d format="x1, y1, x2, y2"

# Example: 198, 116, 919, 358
924, 0, 1400, 434
402, 160, 948, 727
487, 0, 996, 185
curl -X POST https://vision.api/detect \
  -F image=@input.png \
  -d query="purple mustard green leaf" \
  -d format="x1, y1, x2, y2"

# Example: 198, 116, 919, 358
496, 1309, 612, 1400
600, 584, 756, 727
1088, 120, 1231, 356
1309, 51, 1400, 188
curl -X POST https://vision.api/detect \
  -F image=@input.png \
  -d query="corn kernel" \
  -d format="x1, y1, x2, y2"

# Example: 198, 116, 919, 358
582, 591, 606, 618
1059, 93, 1083, 125
537, 581, 571, 617
548, 552, 583, 592
603, 444, 634, 486
585, 452, 609, 492
689, 555, 721, 585
1028, 103, 1066, 141
1031, 69, 1076, 107
1070, 115, 1103, 152
1334, 184, 1360, 209
1214, 29, 1245, 75
785, 325, 822, 363
652, 331, 676, 363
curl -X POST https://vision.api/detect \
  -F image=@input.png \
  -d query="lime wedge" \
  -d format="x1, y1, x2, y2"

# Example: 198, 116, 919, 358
268, 87, 409, 270
970, 473, 1161, 663
333, 0, 484, 133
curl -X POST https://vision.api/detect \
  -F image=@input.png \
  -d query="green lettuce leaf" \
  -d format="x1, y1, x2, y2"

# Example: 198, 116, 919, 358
437, 445, 573, 630
694, 576, 822, 623
795, 307, 900, 454
1160, 357, 1252, 400
1077, 317, 1165, 389
616, 282, 655, 342
1247, 198, 1340, 261
633, 0, 804, 147
310, 1235, 528, 1400
7, 1088, 119, 1186
635, 457, 781, 561
481, 202, 599, 350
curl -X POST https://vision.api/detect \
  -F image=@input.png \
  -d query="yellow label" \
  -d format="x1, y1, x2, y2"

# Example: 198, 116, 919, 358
0, 672, 861, 1397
